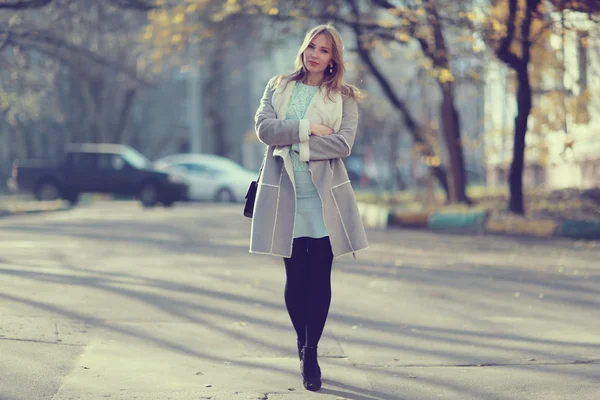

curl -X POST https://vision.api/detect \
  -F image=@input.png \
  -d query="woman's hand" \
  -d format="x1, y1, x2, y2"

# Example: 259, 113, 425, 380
310, 123, 334, 137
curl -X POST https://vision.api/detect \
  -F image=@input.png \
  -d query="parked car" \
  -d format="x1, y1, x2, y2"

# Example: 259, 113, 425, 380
154, 153, 258, 203
9, 143, 188, 208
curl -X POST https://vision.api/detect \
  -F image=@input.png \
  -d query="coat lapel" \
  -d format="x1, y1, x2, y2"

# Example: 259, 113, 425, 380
273, 79, 295, 120
272, 79, 296, 189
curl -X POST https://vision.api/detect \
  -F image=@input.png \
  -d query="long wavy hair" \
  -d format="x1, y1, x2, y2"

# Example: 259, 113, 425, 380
277, 23, 360, 100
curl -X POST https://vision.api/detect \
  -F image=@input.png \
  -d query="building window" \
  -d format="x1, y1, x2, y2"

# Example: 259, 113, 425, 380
577, 31, 588, 92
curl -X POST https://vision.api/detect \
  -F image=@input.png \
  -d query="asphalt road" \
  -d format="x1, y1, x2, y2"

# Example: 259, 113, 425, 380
1, 201, 599, 400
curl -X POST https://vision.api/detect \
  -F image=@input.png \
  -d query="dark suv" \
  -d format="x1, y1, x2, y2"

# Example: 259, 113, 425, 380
10, 143, 188, 208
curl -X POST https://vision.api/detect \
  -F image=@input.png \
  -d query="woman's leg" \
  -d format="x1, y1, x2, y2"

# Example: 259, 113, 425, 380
305, 236, 334, 348
283, 237, 310, 348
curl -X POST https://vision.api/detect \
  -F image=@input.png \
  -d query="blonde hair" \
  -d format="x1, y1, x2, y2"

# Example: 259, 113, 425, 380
278, 23, 360, 100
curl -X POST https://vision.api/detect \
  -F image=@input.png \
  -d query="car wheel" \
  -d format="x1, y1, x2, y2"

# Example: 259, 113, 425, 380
162, 199, 175, 208
35, 181, 61, 201
214, 188, 236, 203
140, 183, 159, 208
65, 192, 80, 207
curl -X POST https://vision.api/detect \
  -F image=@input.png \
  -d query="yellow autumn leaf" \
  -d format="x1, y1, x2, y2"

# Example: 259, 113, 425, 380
379, 19, 395, 28
224, 0, 241, 13
151, 50, 162, 61
491, 19, 505, 33
171, 34, 183, 45
211, 12, 224, 22
268, 7, 279, 15
438, 69, 454, 83
395, 30, 411, 42
390, 7, 404, 17
143, 27, 153, 40
173, 13, 185, 24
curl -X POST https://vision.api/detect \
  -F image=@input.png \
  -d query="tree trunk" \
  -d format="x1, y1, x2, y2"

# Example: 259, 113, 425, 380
388, 126, 400, 192
440, 85, 472, 204
509, 67, 532, 214
431, 164, 450, 197
205, 43, 227, 156
113, 88, 137, 143
421, 0, 471, 204
496, 0, 540, 215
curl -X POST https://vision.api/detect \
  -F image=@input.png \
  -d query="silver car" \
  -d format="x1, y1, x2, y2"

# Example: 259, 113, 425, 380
154, 154, 258, 203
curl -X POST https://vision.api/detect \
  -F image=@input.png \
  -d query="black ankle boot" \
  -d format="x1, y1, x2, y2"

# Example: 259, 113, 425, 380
300, 346, 322, 391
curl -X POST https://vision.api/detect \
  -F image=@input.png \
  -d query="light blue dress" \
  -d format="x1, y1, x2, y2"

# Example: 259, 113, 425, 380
286, 82, 329, 239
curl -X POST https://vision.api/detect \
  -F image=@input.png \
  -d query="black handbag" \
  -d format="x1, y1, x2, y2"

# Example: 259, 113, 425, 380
244, 153, 265, 218
243, 180, 258, 218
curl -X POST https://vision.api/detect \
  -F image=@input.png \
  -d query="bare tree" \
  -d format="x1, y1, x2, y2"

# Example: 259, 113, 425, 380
0, 0, 155, 10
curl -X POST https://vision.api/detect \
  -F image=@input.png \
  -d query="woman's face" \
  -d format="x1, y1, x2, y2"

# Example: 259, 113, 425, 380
303, 33, 333, 76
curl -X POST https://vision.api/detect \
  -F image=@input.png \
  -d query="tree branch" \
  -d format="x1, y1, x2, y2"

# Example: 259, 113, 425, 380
370, 0, 397, 11
422, 0, 448, 67
347, 0, 428, 149
1, 27, 152, 86
106, 0, 156, 11
0, 0, 157, 11
0, 0, 52, 9
496, 0, 522, 70
0, 29, 9, 52
113, 88, 137, 143
522, 0, 540, 64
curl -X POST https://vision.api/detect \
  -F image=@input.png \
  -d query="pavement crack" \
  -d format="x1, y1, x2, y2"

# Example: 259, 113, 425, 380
0, 337, 81, 347
355, 360, 600, 368
54, 320, 61, 342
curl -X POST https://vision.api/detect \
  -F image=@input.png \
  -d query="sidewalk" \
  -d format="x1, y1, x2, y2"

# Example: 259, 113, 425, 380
1, 204, 599, 399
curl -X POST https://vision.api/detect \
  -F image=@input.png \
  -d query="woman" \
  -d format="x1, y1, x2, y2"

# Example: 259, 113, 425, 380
250, 23, 368, 392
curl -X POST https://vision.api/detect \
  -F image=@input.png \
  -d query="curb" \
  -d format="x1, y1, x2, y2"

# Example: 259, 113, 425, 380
359, 203, 600, 240
429, 211, 488, 233
388, 211, 430, 228
0, 201, 71, 219
485, 214, 557, 237
357, 202, 390, 229
557, 220, 600, 240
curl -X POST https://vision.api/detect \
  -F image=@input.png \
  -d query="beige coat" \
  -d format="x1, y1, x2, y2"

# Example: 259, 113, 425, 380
249, 76, 368, 258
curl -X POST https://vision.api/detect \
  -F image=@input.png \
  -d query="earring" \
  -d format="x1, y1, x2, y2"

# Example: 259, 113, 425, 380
329, 64, 333, 74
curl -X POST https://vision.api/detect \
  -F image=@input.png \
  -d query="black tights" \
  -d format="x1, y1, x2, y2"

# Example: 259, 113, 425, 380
283, 236, 334, 348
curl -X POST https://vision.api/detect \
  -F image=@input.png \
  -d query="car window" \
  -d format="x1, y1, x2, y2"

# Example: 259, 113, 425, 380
204, 165, 223, 175
207, 160, 235, 172
98, 154, 126, 170
179, 163, 209, 175
71, 152, 97, 169
121, 148, 150, 169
